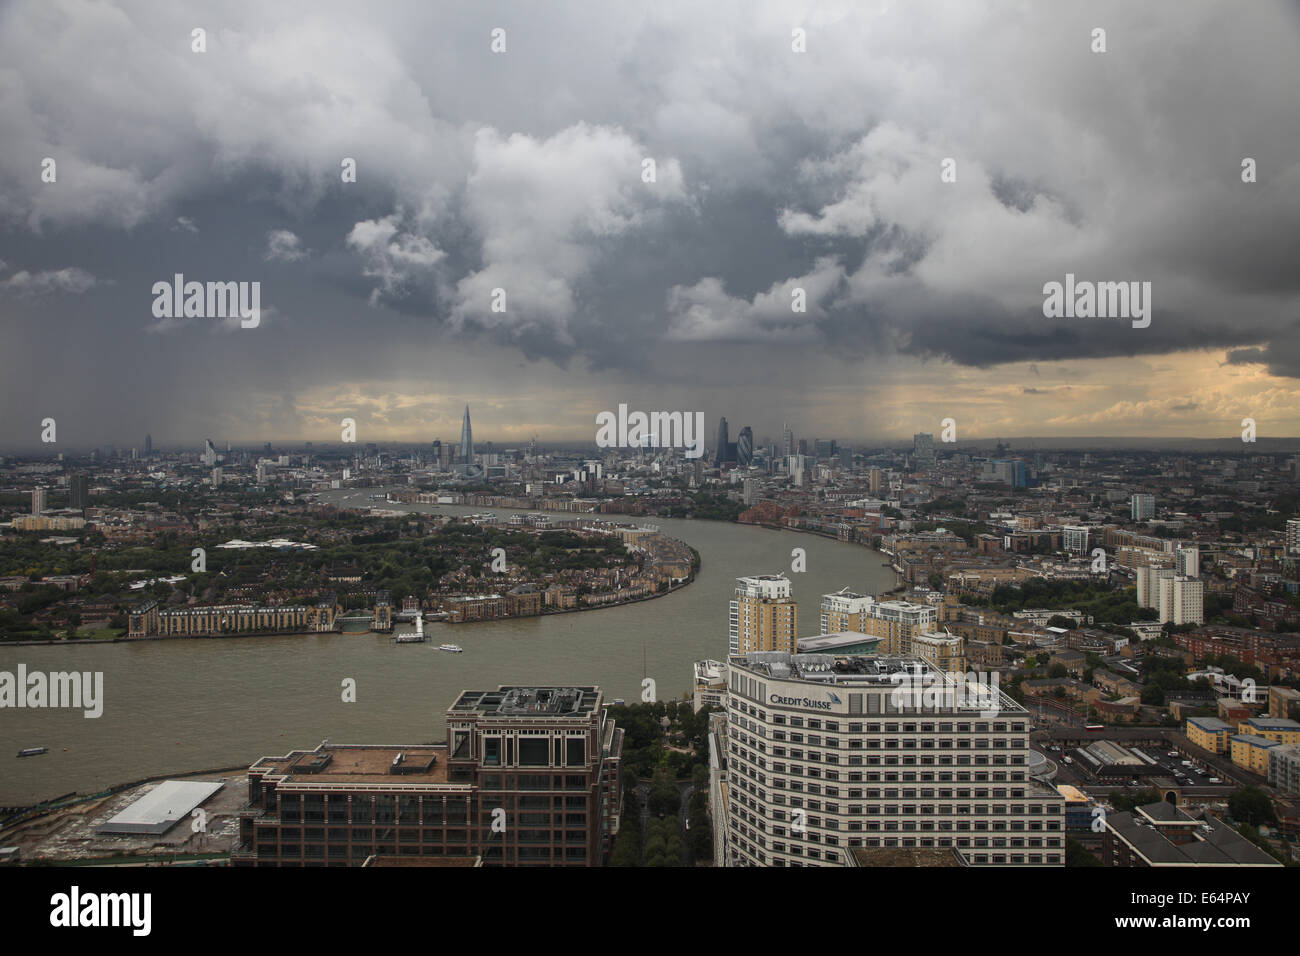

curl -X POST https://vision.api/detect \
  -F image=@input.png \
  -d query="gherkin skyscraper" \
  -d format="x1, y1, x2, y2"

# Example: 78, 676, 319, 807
459, 405, 473, 463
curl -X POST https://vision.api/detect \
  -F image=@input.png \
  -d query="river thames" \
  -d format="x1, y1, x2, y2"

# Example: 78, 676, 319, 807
0, 494, 896, 803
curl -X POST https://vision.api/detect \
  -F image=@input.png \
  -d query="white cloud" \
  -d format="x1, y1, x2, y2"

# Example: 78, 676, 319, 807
264, 229, 307, 262
1, 267, 101, 296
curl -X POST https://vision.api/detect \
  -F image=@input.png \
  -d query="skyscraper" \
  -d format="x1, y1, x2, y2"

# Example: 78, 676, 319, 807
736, 426, 754, 466
31, 487, 46, 516
714, 417, 729, 467
69, 474, 89, 511
145, 433, 152, 456
459, 405, 473, 464
782, 422, 794, 458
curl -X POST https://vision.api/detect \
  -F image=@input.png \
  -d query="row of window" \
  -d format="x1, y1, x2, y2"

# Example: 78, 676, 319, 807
730, 698, 1027, 735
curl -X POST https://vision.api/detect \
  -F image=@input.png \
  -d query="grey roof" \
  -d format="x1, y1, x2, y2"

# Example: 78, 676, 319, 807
1108, 803, 1280, 867
97, 780, 224, 835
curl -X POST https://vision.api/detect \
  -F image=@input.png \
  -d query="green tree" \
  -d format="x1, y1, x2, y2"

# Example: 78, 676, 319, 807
1229, 786, 1277, 827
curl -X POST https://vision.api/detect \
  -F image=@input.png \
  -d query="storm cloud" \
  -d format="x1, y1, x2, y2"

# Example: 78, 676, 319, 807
2, 0, 1298, 446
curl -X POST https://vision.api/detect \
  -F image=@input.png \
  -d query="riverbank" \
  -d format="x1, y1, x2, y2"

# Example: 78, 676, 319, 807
0, 503, 896, 805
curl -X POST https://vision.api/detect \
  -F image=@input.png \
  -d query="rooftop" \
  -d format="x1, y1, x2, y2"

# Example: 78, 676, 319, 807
97, 780, 224, 835
450, 686, 601, 718
252, 744, 450, 786
1107, 804, 1281, 867
731, 652, 1025, 714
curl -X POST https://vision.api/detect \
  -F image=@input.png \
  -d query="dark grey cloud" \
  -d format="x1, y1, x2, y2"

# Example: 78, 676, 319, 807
1, 0, 1298, 445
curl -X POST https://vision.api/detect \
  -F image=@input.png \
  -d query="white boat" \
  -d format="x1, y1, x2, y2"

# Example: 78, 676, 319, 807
439, 643, 463, 653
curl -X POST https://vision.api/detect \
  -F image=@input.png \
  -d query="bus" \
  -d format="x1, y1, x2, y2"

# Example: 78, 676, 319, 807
1084, 723, 1104, 731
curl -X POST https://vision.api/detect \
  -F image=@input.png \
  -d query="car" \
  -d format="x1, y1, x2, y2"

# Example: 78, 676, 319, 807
1208, 777, 1222, 784
1062, 756, 1073, 764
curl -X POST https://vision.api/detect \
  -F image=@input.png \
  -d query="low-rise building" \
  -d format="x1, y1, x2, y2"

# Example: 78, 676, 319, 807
1186, 716, 1233, 754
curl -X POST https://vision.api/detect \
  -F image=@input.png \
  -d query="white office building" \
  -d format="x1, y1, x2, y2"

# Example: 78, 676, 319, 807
721, 652, 1065, 867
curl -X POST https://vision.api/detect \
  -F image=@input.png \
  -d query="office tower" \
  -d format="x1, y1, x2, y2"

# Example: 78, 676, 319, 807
729, 575, 798, 655
1157, 575, 1203, 626
202, 439, 217, 467
1136, 566, 1176, 609
723, 652, 1064, 867
1175, 545, 1200, 577
1287, 519, 1300, 556
31, 487, 47, 516
1131, 494, 1155, 521
69, 474, 89, 511
813, 438, 836, 460
145, 433, 152, 456
715, 417, 730, 467
211, 467, 223, 486
783, 423, 794, 458
459, 406, 473, 463
869, 467, 883, 495
737, 426, 754, 467
233, 686, 623, 867
820, 590, 937, 655
838, 447, 853, 470
913, 432, 934, 462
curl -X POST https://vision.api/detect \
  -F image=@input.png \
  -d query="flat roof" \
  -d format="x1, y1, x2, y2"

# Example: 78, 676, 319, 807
1244, 717, 1300, 731
1187, 717, 1233, 732
252, 745, 450, 786
797, 632, 883, 652
450, 686, 600, 717
97, 780, 224, 835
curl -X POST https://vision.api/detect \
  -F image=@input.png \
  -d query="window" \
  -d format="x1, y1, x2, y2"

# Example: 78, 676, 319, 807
566, 738, 585, 766
519, 738, 549, 767
484, 737, 501, 766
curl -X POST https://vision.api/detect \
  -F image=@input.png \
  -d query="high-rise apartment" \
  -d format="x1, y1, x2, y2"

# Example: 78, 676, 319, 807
722, 652, 1064, 867
1136, 565, 1170, 608
31, 486, 46, 516
69, 474, 89, 511
730, 575, 798, 656
1131, 494, 1155, 521
1157, 574, 1203, 626
820, 590, 936, 656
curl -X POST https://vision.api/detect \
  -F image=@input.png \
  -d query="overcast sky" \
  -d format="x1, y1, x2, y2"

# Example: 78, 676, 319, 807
2, 0, 1299, 451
